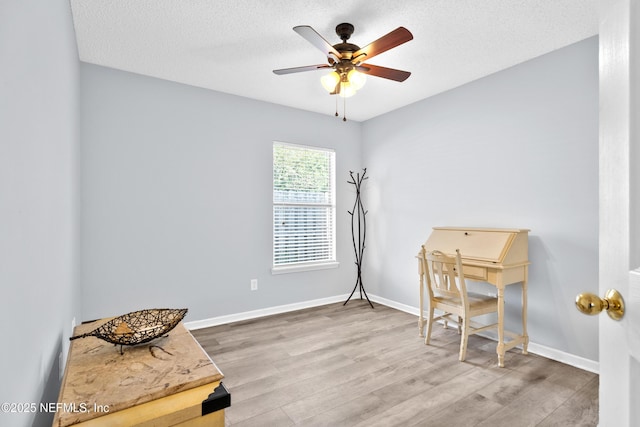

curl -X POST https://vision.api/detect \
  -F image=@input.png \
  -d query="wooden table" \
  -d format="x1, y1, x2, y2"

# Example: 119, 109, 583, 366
53, 320, 228, 426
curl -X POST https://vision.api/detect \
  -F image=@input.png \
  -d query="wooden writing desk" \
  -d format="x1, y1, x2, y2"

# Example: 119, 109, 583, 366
53, 321, 229, 426
418, 227, 530, 367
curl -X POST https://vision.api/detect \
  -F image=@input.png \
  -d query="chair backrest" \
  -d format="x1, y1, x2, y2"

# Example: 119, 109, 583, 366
421, 247, 469, 302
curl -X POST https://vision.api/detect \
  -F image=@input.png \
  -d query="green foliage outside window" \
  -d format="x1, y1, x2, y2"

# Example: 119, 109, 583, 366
273, 144, 331, 196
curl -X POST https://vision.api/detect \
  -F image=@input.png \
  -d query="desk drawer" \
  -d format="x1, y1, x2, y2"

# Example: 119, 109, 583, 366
463, 265, 488, 281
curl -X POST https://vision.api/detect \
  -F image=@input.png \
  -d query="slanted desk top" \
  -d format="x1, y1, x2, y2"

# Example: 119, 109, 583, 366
53, 320, 225, 426
421, 227, 530, 278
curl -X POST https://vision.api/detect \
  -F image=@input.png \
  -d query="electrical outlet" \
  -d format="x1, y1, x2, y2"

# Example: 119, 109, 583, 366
251, 279, 258, 291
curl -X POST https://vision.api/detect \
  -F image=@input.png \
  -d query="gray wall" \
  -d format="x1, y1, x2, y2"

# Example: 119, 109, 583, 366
79, 64, 362, 322
361, 37, 599, 361
0, 1, 80, 427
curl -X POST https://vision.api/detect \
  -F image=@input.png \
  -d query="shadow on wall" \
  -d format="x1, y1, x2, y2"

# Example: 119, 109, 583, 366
31, 338, 62, 427
503, 235, 555, 326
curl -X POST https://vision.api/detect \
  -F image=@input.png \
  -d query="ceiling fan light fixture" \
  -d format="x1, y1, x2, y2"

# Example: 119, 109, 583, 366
321, 71, 340, 92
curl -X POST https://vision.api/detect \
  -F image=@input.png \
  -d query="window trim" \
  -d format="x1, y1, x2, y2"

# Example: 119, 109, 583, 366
272, 141, 339, 274
271, 260, 339, 275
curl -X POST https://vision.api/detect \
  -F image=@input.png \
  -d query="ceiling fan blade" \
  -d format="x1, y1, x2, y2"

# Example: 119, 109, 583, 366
352, 27, 413, 63
357, 63, 411, 82
293, 25, 342, 60
273, 64, 332, 75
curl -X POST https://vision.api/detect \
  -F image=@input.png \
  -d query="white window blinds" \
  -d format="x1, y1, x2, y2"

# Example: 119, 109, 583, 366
273, 142, 336, 268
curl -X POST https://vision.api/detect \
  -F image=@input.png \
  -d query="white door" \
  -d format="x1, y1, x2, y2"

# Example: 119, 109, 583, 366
598, 0, 639, 425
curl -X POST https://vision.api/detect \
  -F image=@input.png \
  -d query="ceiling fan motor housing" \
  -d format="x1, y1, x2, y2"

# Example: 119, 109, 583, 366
336, 23, 354, 41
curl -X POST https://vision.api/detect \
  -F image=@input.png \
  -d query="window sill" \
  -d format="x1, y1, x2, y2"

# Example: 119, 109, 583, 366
271, 261, 340, 275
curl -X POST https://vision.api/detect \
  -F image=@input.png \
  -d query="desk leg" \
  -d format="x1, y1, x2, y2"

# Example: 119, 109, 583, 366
497, 287, 505, 368
522, 272, 529, 355
418, 271, 425, 337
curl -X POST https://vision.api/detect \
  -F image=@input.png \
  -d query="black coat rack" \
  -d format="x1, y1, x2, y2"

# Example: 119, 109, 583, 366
344, 168, 373, 308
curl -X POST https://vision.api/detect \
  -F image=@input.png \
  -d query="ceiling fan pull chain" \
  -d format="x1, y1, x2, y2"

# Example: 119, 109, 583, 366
343, 94, 347, 121
335, 95, 339, 117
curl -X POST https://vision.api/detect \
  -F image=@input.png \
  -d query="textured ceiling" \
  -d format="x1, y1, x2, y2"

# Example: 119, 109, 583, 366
69, 0, 598, 122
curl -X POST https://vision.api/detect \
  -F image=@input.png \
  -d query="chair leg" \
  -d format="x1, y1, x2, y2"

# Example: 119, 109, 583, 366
459, 317, 470, 362
457, 316, 462, 335
424, 307, 434, 345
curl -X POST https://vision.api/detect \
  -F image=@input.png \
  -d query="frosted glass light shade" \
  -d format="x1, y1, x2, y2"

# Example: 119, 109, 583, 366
338, 81, 356, 98
347, 69, 366, 90
321, 72, 340, 92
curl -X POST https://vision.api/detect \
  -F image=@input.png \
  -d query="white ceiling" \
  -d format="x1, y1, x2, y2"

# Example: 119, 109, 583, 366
69, 0, 598, 122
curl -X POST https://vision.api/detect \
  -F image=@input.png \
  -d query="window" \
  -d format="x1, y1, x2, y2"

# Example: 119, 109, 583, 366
273, 142, 337, 273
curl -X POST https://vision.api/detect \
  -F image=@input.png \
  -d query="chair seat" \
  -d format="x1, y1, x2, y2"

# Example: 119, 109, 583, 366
434, 292, 497, 312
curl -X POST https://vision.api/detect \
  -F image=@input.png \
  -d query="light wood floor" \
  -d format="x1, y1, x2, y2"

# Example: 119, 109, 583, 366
191, 301, 598, 427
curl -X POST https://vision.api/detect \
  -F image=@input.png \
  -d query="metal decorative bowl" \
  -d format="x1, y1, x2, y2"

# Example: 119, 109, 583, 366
70, 308, 188, 352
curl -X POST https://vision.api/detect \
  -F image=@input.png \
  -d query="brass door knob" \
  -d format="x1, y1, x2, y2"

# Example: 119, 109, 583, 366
575, 289, 625, 321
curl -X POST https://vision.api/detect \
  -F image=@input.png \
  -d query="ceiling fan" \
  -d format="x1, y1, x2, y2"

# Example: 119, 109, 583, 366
273, 23, 413, 99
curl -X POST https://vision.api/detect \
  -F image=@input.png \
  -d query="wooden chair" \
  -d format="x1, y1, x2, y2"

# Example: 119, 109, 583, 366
420, 247, 498, 361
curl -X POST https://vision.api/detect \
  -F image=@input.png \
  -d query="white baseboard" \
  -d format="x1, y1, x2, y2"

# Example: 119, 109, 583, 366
369, 294, 421, 316
184, 294, 350, 330
185, 292, 599, 374
526, 341, 599, 374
